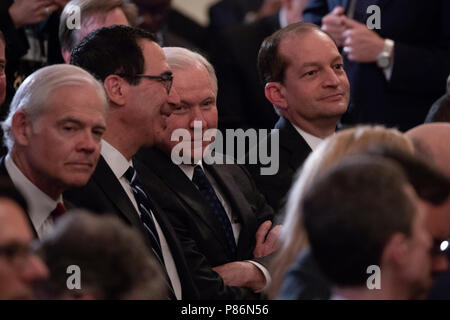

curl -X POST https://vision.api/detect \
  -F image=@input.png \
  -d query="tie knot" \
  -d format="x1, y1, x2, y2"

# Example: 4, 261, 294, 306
51, 202, 66, 221
124, 166, 136, 183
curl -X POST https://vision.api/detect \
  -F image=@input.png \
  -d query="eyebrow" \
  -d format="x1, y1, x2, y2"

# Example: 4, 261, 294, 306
300, 55, 343, 69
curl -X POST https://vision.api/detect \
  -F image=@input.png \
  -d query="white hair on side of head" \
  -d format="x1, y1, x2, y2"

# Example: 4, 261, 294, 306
163, 47, 218, 94
2, 64, 108, 152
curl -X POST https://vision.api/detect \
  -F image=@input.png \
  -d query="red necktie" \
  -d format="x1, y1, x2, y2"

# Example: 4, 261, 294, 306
50, 202, 66, 221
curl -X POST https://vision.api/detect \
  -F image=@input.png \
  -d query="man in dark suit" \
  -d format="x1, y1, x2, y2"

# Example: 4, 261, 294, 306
0, 64, 107, 238
65, 26, 199, 300
138, 47, 280, 299
302, 0, 450, 131
247, 22, 350, 214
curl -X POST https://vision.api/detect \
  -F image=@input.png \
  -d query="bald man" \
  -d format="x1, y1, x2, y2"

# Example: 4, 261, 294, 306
406, 123, 450, 178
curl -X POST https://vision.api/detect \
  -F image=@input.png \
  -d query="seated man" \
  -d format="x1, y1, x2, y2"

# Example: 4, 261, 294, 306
35, 210, 167, 300
1, 64, 107, 238
0, 179, 48, 299
302, 156, 433, 299
247, 22, 350, 214
138, 47, 280, 299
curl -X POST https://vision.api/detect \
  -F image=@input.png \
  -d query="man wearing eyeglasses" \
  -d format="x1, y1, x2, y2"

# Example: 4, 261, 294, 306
0, 180, 48, 300
65, 25, 200, 300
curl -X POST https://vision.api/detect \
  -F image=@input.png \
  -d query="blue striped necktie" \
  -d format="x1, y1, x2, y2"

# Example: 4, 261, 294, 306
192, 165, 237, 259
124, 166, 165, 266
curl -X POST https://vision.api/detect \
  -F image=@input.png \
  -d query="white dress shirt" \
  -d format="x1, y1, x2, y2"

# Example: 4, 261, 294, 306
5, 155, 62, 239
179, 161, 271, 292
101, 140, 182, 300
291, 124, 325, 151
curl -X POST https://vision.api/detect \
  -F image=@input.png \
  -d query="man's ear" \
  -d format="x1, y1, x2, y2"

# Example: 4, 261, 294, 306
103, 74, 128, 107
11, 110, 33, 146
265, 82, 288, 111
381, 233, 410, 268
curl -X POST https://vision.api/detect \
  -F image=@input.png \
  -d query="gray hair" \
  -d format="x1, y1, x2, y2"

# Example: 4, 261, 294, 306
59, 0, 138, 53
163, 47, 218, 95
2, 64, 108, 151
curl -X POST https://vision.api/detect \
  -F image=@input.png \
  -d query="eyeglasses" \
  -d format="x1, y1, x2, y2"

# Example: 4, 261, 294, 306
431, 238, 450, 256
0, 241, 35, 269
134, 71, 173, 94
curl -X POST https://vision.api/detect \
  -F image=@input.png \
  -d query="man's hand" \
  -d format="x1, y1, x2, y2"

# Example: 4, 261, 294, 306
253, 220, 281, 258
342, 17, 385, 63
321, 6, 347, 47
9, 0, 59, 28
212, 261, 266, 292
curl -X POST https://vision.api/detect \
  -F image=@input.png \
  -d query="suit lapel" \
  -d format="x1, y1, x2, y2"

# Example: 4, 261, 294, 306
276, 117, 312, 171
145, 149, 231, 253
91, 157, 144, 231
0, 157, 38, 238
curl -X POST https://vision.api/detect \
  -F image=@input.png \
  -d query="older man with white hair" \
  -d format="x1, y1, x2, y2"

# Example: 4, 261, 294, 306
0, 64, 108, 238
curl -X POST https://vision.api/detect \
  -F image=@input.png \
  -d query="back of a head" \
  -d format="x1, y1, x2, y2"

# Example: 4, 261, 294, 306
70, 25, 156, 84
59, 0, 138, 54
1, 64, 107, 152
302, 156, 415, 287
36, 210, 167, 300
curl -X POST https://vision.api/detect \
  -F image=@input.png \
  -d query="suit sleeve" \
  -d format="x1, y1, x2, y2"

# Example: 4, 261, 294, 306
301, 0, 332, 26
0, 0, 29, 59
167, 204, 262, 300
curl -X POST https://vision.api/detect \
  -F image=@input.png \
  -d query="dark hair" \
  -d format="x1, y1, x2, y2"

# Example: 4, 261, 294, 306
302, 156, 415, 287
367, 146, 450, 205
70, 25, 156, 85
257, 22, 335, 84
425, 93, 450, 123
0, 178, 28, 213
36, 210, 167, 299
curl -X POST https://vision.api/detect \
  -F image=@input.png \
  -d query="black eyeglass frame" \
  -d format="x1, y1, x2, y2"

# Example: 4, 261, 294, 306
134, 71, 173, 94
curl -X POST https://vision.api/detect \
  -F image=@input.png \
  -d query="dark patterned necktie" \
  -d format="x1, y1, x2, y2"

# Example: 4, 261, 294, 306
192, 166, 237, 259
124, 166, 165, 266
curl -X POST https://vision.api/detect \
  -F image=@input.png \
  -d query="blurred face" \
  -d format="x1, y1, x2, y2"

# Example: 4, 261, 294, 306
401, 188, 433, 299
0, 198, 48, 299
278, 30, 349, 127
158, 65, 218, 160
126, 40, 180, 147
423, 197, 450, 277
63, 8, 129, 63
0, 41, 6, 106
17, 85, 107, 199
135, 0, 172, 33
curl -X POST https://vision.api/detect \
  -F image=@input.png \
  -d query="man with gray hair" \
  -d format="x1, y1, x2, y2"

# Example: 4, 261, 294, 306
138, 46, 280, 299
59, 0, 137, 63
0, 64, 108, 238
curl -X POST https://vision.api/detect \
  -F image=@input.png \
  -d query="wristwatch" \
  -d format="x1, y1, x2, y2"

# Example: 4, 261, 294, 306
377, 39, 394, 69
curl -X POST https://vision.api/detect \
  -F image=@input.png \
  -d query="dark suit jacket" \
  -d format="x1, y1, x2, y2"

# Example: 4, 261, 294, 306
303, 0, 450, 131
277, 249, 331, 300
64, 156, 200, 300
137, 147, 275, 299
246, 117, 312, 216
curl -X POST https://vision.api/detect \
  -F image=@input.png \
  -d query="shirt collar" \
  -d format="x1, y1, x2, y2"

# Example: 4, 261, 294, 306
5, 154, 61, 232
291, 124, 325, 151
100, 140, 133, 180
179, 159, 203, 181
